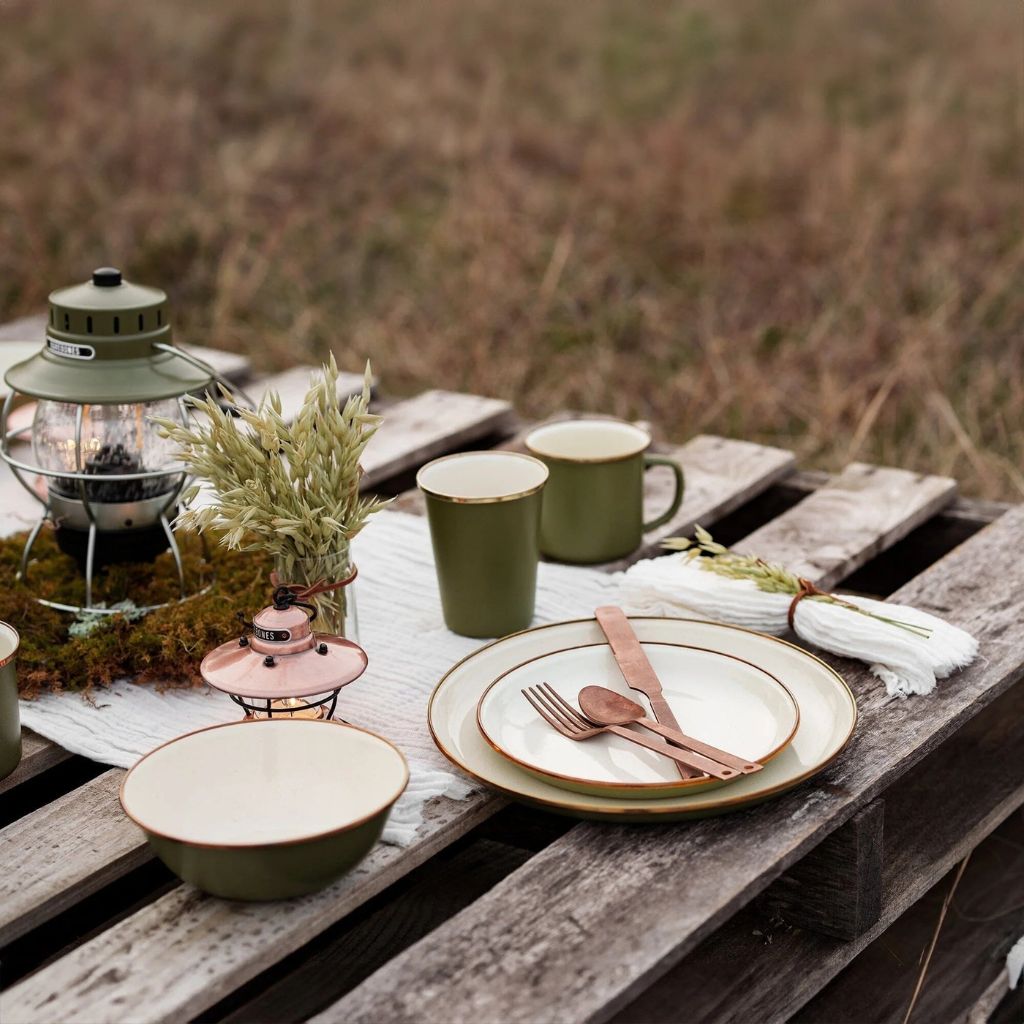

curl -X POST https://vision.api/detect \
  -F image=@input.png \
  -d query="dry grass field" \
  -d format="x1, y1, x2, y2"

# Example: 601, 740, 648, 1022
0, 0, 1020, 496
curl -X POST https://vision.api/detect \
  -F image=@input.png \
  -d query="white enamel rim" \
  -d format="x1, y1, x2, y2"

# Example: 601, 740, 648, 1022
0, 620, 18, 669
476, 642, 800, 795
428, 616, 857, 817
525, 419, 651, 464
416, 450, 549, 504
120, 719, 409, 848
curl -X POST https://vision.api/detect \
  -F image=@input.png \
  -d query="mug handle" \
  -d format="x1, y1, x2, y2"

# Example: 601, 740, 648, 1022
642, 455, 685, 531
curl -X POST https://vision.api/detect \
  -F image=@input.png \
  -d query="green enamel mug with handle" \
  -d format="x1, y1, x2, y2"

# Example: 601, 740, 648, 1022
526, 419, 684, 564
0, 622, 21, 782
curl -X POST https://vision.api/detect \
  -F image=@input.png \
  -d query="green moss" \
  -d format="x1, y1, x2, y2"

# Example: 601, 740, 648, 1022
1, 530, 274, 698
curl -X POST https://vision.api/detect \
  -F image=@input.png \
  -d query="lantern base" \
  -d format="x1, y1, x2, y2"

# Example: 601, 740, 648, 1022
54, 520, 172, 571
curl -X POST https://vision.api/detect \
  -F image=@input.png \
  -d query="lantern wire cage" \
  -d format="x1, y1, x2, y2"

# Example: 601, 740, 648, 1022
0, 364, 252, 617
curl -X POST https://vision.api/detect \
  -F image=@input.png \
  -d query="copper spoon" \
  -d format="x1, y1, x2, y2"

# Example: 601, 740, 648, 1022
577, 685, 763, 775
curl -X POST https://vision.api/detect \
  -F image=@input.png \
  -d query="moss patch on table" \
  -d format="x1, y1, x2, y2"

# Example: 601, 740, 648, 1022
1, 530, 273, 697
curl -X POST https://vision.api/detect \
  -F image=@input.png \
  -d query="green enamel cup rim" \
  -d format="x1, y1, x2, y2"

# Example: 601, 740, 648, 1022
524, 419, 652, 465
416, 450, 549, 504
0, 621, 19, 669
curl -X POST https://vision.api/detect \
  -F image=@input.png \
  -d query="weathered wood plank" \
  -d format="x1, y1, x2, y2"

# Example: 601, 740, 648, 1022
2, 792, 504, 1024
362, 390, 515, 489
736, 462, 957, 590
610, 668, 1024, 1024
0, 769, 145, 946
0, 730, 71, 797
762, 799, 884, 941
311, 506, 1024, 1024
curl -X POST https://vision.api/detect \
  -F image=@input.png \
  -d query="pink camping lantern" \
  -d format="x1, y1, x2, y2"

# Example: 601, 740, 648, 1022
201, 583, 367, 720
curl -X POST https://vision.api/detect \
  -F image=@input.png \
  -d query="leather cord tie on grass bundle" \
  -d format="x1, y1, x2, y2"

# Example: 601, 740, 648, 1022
787, 577, 827, 632
270, 569, 358, 598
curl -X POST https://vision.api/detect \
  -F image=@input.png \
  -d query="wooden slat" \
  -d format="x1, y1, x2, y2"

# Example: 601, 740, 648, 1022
0, 769, 145, 946
762, 799, 884, 941
311, 506, 1024, 1024
361, 389, 515, 489
0, 438, 797, 1023
615, 679, 1024, 1024
736, 462, 957, 589
3, 793, 503, 1023
0, 730, 71, 797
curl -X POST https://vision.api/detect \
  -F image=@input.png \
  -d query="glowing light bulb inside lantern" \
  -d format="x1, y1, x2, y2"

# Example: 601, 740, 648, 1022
251, 697, 327, 721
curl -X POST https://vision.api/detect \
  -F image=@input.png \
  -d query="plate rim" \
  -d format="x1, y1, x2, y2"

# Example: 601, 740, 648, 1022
475, 640, 801, 796
428, 615, 858, 817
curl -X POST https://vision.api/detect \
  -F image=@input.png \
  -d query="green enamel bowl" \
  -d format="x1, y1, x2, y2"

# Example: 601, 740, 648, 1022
0, 621, 21, 782
120, 719, 408, 901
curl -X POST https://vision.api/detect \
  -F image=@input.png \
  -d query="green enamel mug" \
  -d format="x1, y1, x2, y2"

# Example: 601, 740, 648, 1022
526, 419, 684, 564
0, 622, 21, 782
418, 451, 549, 638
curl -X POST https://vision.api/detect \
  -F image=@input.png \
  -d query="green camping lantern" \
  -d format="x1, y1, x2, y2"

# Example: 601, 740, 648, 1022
0, 268, 224, 613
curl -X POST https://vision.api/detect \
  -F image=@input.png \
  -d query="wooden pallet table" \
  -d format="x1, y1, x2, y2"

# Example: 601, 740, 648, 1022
0, 330, 1021, 1023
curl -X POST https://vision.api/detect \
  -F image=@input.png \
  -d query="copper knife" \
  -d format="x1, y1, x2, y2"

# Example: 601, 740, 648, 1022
594, 605, 700, 780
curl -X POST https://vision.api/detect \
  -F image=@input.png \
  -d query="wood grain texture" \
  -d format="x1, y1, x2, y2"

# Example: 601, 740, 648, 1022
361, 390, 515, 489
0, 769, 146, 946
0, 730, 71, 797
1, 792, 504, 1024
312, 506, 1024, 1024
737, 462, 957, 589
762, 799, 884, 941
610, 674, 1024, 1024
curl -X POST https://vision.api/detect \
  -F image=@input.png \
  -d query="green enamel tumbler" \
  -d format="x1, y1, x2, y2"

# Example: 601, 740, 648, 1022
418, 451, 549, 638
0, 622, 21, 782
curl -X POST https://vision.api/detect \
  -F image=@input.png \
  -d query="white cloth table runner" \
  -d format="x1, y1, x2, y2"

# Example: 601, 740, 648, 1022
17, 511, 619, 845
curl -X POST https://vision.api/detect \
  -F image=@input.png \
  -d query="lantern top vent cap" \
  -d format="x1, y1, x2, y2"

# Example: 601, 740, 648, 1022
50, 267, 166, 313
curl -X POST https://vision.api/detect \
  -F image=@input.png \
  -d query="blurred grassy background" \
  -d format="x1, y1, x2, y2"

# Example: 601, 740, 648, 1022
0, 0, 1020, 496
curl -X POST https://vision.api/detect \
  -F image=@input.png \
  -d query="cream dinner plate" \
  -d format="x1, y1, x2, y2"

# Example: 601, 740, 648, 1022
476, 643, 800, 799
429, 617, 857, 821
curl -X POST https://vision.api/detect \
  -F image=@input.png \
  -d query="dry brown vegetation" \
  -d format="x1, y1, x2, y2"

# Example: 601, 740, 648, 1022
0, 0, 1020, 496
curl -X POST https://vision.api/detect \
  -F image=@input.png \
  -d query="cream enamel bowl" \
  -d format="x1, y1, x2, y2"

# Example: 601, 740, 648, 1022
120, 719, 408, 901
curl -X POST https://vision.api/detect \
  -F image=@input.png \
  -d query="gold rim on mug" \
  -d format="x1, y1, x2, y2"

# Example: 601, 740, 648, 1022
119, 718, 410, 850
0, 621, 19, 669
428, 616, 858, 818
524, 419, 652, 465
416, 450, 549, 505
474, 641, 801, 797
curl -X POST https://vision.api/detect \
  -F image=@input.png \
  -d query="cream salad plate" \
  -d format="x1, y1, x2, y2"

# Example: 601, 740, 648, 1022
476, 643, 800, 799
429, 617, 857, 821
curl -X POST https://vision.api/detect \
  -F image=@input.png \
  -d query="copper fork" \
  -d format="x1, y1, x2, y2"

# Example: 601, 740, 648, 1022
521, 683, 739, 781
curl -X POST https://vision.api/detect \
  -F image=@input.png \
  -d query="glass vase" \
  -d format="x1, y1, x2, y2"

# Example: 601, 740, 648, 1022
273, 550, 359, 642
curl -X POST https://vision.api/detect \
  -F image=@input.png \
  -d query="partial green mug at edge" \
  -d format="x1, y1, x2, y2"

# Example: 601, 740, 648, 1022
418, 451, 549, 638
0, 621, 22, 782
526, 419, 685, 564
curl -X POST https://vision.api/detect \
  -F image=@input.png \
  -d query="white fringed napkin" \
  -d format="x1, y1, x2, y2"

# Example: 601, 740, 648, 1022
620, 549, 978, 697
